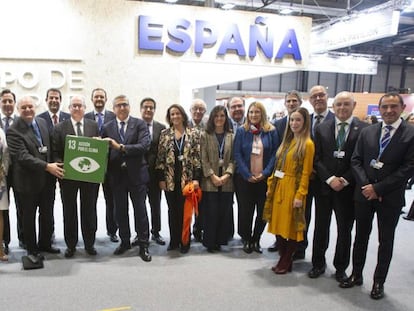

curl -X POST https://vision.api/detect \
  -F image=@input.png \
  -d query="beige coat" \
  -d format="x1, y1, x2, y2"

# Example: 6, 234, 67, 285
201, 131, 235, 192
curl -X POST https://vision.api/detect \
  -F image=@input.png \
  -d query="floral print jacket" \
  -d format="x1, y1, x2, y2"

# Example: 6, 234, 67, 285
155, 126, 201, 191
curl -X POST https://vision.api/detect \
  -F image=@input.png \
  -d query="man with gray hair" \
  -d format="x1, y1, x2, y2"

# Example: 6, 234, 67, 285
52, 95, 100, 258
189, 98, 207, 129
7, 96, 64, 263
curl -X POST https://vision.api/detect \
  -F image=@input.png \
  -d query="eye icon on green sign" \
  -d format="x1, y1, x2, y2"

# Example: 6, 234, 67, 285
69, 157, 100, 173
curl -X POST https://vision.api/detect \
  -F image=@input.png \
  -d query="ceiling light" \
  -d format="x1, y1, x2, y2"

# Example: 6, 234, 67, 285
221, 3, 235, 10
165, 0, 178, 3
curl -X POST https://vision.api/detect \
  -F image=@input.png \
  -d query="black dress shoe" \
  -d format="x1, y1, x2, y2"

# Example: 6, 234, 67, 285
180, 244, 190, 254
292, 250, 305, 260
252, 241, 263, 254
151, 234, 166, 245
38, 246, 61, 254
167, 243, 179, 251
339, 274, 363, 288
370, 282, 384, 300
308, 266, 326, 278
139, 247, 152, 262
85, 247, 97, 256
242, 241, 252, 254
131, 235, 140, 247
268, 241, 278, 252
113, 244, 131, 255
64, 248, 76, 258
403, 216, 414, 221
109, 234, 119, 243
334, 271, 348, 283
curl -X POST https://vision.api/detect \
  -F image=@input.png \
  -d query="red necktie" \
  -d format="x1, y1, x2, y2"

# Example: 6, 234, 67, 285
52, 114, 58, 125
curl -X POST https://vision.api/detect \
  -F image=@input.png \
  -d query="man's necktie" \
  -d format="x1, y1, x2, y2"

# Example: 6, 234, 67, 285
147, 123, 152, 141
76, 122, 83, 136
52, 114, 58, 126
97, 113, 103, 132
119, 121, 125, 143
4, 117, 10, 132
315, 114, 323, 126
380, 125, 393, 150
336, 122, 347, 149
31, 122, 43, 146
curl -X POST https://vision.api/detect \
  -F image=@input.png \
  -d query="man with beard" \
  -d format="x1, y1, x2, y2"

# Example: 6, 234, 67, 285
85, 88, 117, 243
37, 88, 70, 243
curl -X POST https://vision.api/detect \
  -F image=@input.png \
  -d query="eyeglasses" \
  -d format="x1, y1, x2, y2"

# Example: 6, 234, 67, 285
310, 93, 327, 100
114, 103, 129, 108
191, 107, 206, 113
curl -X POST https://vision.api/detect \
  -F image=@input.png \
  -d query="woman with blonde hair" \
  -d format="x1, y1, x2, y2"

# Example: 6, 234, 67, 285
264, 107, 314, 274
234, 101, 279, 253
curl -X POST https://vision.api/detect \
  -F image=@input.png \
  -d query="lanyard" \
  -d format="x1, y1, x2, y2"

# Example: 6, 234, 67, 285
174, 134, 185, 155
216, 133, 225, 159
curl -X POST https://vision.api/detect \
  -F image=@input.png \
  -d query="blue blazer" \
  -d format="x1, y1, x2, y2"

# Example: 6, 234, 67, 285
102, 117, 150, 186
233, 126, 279, 180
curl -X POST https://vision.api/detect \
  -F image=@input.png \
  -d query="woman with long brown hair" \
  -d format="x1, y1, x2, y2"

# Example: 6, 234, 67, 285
264, 107, 315, 274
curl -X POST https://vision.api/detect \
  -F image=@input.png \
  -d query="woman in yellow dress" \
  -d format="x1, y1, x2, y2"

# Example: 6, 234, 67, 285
265, 107, 314, 274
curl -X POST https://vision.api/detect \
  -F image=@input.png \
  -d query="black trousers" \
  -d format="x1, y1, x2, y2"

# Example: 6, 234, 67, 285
311, 188, 354, 271
147, 175, 162, 235
235, 175, 267, 242
17, 188, 53, 255
202, 191, 233, 249
351, 200, 401, 284
60, 180, 97, 250
91, 176, 117, 236
165, 188, 185, 247
112, 178, 149, 247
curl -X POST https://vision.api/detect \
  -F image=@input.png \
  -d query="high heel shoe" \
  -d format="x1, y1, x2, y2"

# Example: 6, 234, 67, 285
274, 262, 292, 274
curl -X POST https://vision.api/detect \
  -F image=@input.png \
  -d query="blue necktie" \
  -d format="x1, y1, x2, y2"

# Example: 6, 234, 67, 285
97, 113, 103, 132
119, 121, 125, 143
4, 117, 10, 132
31, 122, 43, 146
380, 125, 393, 150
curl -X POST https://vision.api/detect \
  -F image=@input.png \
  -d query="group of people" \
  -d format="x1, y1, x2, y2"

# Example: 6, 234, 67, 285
0, 86, 413, 301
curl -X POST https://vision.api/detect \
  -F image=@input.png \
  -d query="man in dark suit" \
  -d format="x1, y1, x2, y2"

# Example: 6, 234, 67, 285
295, 85, 335, 260
137, 97, 166, 246
7, 96, 64, 262
308, 91, 367, 281
84, 88, 118, 243
102, 95, 152, 262
268, 90, 302, 252
0, 89, 19, 253
340, 92, 414, 300
52, 95, 100, 258
37, 88, 70, 243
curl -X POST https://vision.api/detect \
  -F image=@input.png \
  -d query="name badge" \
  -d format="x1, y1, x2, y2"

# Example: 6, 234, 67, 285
218, 159, 224, 167
274, 170, 285, 178
370, 159, 383, 169
333, 151, 345, 159
252, 147, 261, 155
38, 146, 48, 154
178, 155, 184, 162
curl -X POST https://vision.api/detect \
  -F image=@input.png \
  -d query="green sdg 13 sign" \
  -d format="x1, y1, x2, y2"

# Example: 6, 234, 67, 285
63, 135, 109, 183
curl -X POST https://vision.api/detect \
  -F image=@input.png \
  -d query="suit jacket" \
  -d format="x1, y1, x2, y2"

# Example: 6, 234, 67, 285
37, 110, 71, 133
146, 120, 166, 173
351, 120, 414, 207
274, 116, 287, 141
6, 117, 52, 194
311, 110, 335, 140
314, 117, 368, 196
102, 116, 150, 186
85, 110, 116, 135
52, 118, 99, 163
201, 131, 235, 192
